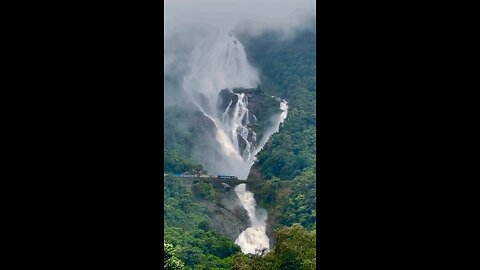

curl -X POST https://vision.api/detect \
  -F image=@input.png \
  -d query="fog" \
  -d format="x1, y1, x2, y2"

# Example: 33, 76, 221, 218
164, 0, 315, 107
164, 0, 314, 178
165, 0, 315, 39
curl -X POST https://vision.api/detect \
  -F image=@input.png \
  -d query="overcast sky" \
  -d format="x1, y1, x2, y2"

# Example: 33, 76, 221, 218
164, 0, 316, 39
164, 0, 316, 107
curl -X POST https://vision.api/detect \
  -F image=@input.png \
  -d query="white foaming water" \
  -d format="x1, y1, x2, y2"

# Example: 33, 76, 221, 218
183, 32, 259, 111
181, 31, 290, 179
231, 93, 255, 163
279, 100, 289, 123
254, 99, 289, 156
234, 184, 270, 254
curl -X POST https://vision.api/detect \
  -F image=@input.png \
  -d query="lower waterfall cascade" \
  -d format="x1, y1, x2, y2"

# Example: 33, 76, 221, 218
234, 183, 270, 254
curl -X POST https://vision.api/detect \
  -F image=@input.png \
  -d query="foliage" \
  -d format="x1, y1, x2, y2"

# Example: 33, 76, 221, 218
278, 169, 316, 230
165, 226, 241, 267
243, 30, 316, 181
164, 106, 197, 158
164, 175, 207, 229
164, 149, 204, 175
230, 253, 252, 270
242, 30, 317, 231
164, 29, 317, 270
270, 224, 316, 270
164, 86, 283, 171
230, 224, 316, 270
249, 177, 282, 209
164, 176, 240, 269
164, 242, 187, 270
241, 31, 316, 96
192, 181, 216, 201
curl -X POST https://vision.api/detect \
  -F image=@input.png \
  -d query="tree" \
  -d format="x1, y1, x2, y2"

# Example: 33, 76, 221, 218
231, 224, 316, 270
198, 220, 210, 231
164, 242, 187, 270
279, 169, 316, 229
230, 253, 251, 270
273, 224, 316, 269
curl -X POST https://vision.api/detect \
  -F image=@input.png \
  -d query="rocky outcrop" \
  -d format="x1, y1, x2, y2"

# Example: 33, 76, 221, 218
218, 88, 259, 128
178, 178, 251, 241
217, 89, 239, 117
231, 89, 259, 120
208, 192, 250, 241
216, 88, 262, 157
193, 111, 217, 137
264, 209, 277, 247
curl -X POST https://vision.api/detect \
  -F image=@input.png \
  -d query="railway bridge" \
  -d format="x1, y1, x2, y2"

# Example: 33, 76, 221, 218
164, 174, 261, 190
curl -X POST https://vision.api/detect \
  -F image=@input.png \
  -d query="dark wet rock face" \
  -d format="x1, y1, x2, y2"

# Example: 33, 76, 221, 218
237, 134, 246, 154
193, 111, 217, 137
217, 88, 262, 157
217, 89, 239, 117
179, 179, 250, 241
217, 88, 260, 125
207, 191, 250, 241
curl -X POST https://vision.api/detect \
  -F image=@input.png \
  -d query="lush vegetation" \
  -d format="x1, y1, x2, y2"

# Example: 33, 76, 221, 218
230, 224, 316, 270
164, 175, 241, 270
243, 30, 316, 181
164, 29, 317, 269
191, 180, 216, 201
164, 86, 282, 169
241, 30, 317, 234
164, 107, 198, 160
250, 169, 316, 231
164, 149, 204, 175
164, 174, 316, 269
165, 242, 187, 270
278, 169, 316, 230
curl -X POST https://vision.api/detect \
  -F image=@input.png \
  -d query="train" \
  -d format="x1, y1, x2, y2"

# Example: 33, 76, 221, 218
217, 175, 238, 180
177, 173, 238, 180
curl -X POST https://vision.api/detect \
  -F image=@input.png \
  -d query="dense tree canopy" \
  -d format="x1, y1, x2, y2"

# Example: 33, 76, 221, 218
244, 29, 316, 181
165, 242, 187, 270
243, 30, 317, 232
164, 175, 240, 270
164, 149, 204, 175
278, 169, 316, 230
231, 224, 316, 270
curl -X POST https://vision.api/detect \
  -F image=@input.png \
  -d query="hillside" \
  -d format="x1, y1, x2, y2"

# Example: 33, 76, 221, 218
164, 29, 316, 270
164, 175, 315, 270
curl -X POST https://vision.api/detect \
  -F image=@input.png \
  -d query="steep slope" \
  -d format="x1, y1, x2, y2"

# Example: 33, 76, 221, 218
164, 85, 284, 179
164, 29, 317, 269
239, 29, 317, 236
164, 175, 244, 269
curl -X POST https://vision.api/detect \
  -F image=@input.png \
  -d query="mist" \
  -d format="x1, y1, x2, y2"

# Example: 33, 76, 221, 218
164, 0, 315, 101
164, 0, 315, 39
164, 0, 314, 178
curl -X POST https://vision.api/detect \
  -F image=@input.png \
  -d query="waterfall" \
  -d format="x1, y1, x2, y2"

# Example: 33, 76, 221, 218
181, 31, 289, 179
182, 32, 259, 107
229, 93, 255, 163
234, 184, 270, 254
254, 99, 289, 156
176, 30, 291, 256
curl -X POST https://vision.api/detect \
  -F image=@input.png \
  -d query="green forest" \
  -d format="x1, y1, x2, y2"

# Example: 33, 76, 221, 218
164, 176, 240, 269
164, 29, 316, 269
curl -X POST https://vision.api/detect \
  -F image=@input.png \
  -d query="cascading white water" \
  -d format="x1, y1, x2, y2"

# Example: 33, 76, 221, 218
234, 184, 270, 254
181, 31, 289, 179
183, 32, 259, 110
180, 30, 289, 256
254, 99, 289, 156
279, 100, 289, 124
230, 93, 255, 163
